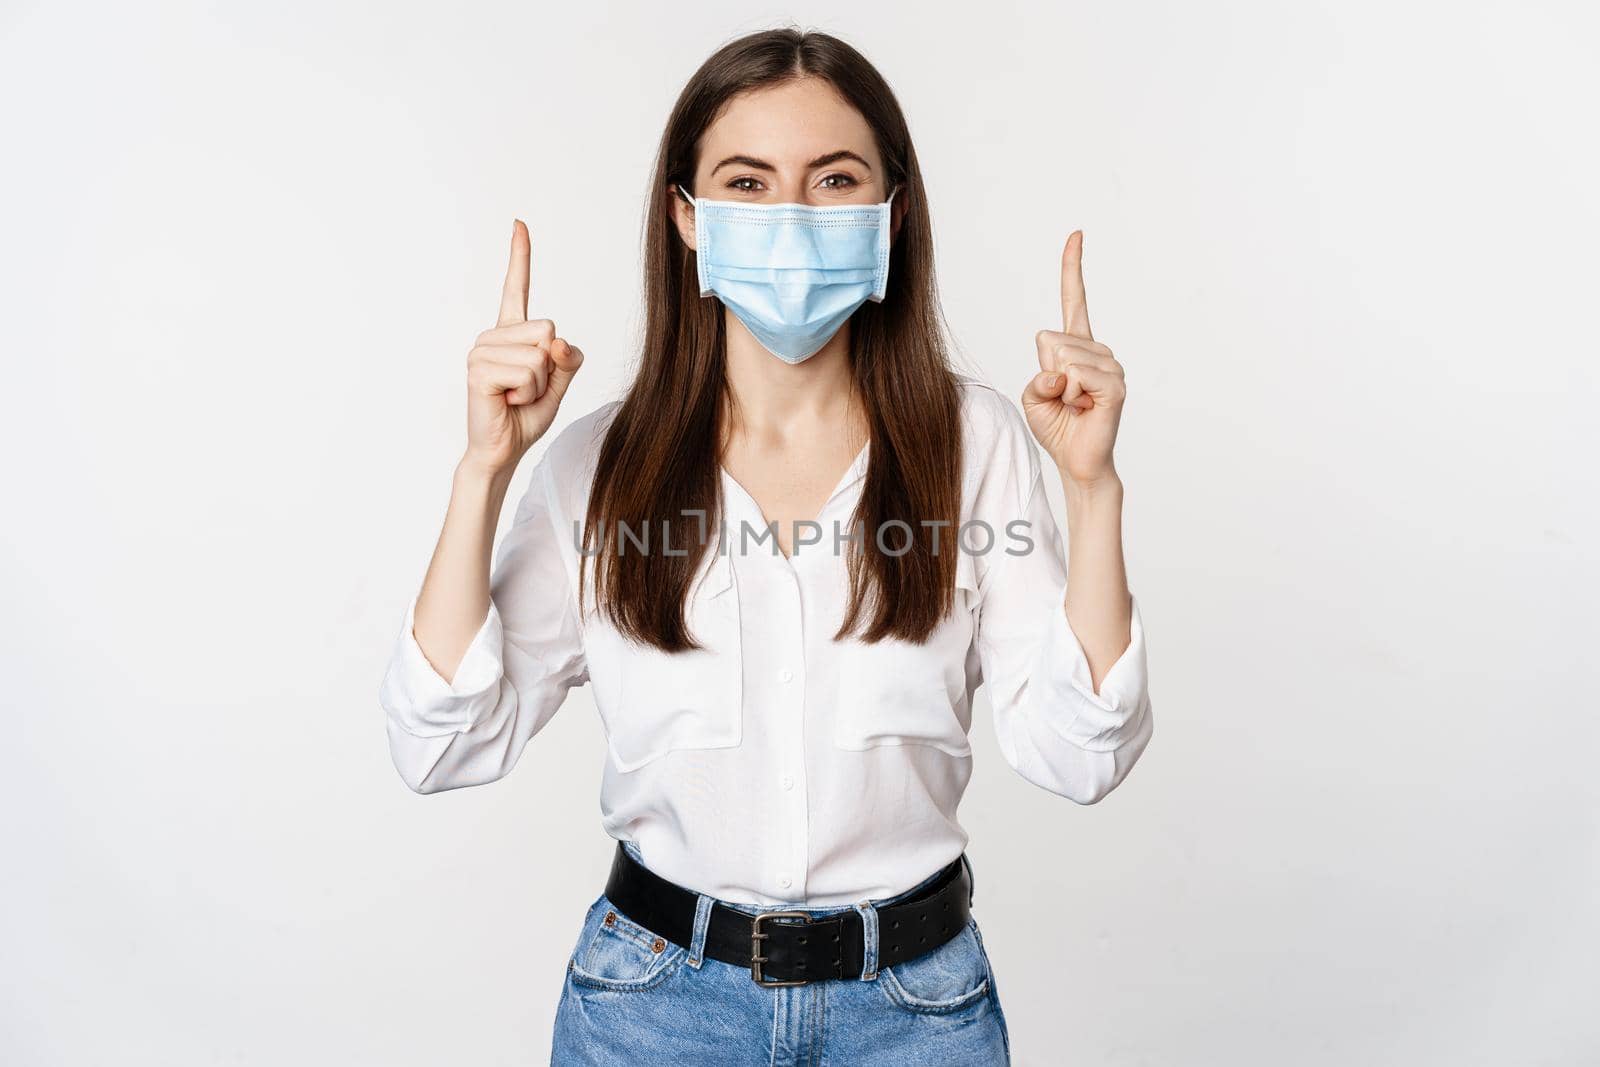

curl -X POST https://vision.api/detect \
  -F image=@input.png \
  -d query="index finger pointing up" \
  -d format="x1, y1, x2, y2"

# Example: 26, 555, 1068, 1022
1060, 229, 1093, 341
498, 218, 530, 327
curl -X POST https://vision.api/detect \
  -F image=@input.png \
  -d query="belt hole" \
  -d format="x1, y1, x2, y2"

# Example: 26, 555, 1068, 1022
799, 936, 808, 945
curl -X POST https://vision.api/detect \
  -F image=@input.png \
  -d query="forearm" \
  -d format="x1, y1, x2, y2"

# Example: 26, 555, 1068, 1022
412, 457, 516, 684
1059, 471, 1132, 693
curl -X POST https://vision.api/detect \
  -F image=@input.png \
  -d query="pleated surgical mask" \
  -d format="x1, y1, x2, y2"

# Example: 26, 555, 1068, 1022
677, 183, 897, 364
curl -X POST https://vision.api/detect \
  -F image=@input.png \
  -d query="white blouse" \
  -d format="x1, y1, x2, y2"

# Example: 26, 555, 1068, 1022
380, 376, 1153, 907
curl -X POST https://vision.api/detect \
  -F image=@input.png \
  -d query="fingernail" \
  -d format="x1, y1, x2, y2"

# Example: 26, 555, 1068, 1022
1046, 373, 1062, 389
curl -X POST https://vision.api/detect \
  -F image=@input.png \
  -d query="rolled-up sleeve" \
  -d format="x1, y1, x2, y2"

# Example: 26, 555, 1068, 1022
379, 444, 589, 794
970, 403, 1153, 804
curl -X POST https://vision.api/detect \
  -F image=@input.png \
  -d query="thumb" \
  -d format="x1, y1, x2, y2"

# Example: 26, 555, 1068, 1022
545, 338, 584, 403
1021, 369, 1067, 411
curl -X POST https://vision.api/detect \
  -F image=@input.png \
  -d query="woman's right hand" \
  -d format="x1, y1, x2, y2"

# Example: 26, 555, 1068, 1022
463, 219, 584, 476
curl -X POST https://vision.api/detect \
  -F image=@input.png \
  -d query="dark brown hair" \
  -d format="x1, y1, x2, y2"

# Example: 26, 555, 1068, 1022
581, 27, 963, 652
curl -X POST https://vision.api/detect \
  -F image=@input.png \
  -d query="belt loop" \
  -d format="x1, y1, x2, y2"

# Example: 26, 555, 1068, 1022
687, 893, 713, 969
852, 900, 880, 981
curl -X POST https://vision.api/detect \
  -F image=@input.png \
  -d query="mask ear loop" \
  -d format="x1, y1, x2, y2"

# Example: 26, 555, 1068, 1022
675, 183, 705, 298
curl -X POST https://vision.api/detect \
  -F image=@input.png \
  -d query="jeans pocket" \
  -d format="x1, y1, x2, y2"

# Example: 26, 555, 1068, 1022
566, 894, 689, 992
877, 917, 992, 1015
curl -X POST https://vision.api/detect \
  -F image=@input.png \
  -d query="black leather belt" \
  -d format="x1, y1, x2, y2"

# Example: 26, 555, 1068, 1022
601, 840, 974, 987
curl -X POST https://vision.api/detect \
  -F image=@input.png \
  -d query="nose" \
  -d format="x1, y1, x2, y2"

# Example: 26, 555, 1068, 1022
772, 176, 816, 206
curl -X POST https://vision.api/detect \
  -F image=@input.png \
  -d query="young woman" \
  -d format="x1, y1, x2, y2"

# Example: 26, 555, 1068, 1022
380, 27, 1153, 1066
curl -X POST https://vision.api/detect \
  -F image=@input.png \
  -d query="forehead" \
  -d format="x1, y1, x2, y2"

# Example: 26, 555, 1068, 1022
698, 77, 880, 168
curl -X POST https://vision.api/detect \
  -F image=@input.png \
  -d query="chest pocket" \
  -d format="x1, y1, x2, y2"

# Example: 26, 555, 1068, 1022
831, 551, 981, 757
592, 550, 744, 773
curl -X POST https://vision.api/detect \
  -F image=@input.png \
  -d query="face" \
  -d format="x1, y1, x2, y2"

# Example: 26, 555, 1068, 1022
671, 76, 904, 249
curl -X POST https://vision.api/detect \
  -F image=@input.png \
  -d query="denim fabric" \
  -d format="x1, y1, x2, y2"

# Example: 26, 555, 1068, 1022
550, 842, 1011, 1065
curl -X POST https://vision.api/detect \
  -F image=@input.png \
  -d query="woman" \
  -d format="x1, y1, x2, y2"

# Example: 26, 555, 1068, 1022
380, 27, 1153, 1066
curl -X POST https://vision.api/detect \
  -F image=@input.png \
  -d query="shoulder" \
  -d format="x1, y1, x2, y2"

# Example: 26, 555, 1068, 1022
953, 373, 1043, 512
537, 399, 623, 477
955, 373, 1029, 448
523, 399, 624, 518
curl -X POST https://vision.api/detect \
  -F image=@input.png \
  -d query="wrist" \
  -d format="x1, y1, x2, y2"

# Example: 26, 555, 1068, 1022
455, 453, 517, 498
1060, 469, 1123, 512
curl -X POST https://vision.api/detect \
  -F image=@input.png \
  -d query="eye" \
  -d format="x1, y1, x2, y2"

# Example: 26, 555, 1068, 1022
819, 173, 859, 190
727, 176, 764, 193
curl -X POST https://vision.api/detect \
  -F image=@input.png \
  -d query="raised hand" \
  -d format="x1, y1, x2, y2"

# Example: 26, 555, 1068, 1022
1021, 230, 1126, 488
463, 219, 585, 475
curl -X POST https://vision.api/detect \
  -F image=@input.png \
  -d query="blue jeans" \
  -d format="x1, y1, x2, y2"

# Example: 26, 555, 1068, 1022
551, 842, 1011, 1065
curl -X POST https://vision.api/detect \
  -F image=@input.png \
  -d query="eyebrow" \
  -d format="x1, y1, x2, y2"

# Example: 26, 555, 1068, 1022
709, 149, 872, 176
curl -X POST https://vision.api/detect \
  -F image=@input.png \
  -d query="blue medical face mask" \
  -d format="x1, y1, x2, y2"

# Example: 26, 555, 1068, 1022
676, 182, 897, 364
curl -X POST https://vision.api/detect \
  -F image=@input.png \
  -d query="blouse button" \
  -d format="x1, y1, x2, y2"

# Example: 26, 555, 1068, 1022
778, 668, 794, 683
777, 875, 792, 889
780, 774, 794, 790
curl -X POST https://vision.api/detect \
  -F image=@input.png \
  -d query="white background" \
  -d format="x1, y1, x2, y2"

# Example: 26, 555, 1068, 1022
3, 1, 1596, 1063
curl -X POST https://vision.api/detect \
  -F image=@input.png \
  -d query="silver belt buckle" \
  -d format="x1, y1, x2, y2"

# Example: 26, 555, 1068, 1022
750, 909, 812, 987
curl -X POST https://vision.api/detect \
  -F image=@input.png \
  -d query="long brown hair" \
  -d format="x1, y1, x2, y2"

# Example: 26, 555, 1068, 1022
582, 27, 963, 652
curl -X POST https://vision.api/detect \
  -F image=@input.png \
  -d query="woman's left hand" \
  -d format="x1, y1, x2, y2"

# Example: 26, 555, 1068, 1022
1021, 230, 1126, 489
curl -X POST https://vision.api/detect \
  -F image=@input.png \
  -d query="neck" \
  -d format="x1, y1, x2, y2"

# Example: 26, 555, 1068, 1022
720, 312, 861, 441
